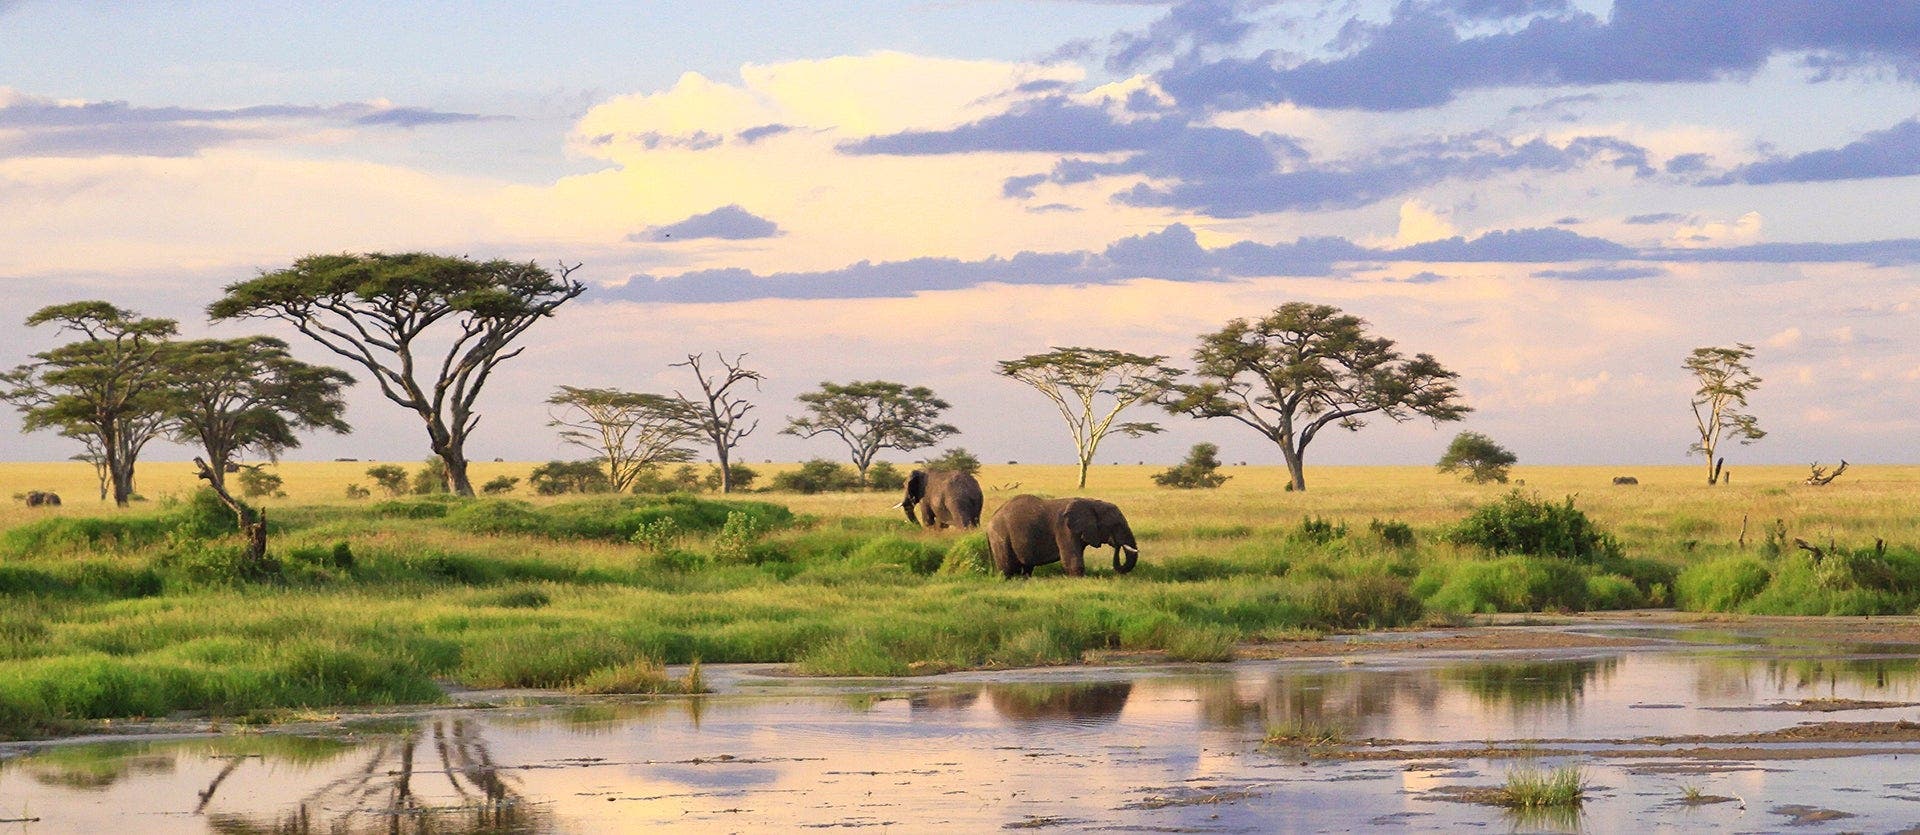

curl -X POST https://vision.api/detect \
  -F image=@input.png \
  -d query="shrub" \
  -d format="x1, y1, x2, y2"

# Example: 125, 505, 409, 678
1447, 491, 1622, 564
236, 467, 284, 499
1436, 431, 1518, 484
1294, 516, 1348, 546
866, 461, 907, 491
1153, 443, 1230, 489
922, 447, 982, 475
530, 460, 611, 495
1417, 556, 1592, 614
631, 517, 681, 552
344, 483, 371, 500
711, 511, 764, 563
771, 459, 863, 494
1370, 519, 1415, 548
849, 536, 946, 574
703, 464, 759, 492
365, 465, 408, 497
938, 533, 993, 575
411, 459, 449, 494
481, 475, 520, 495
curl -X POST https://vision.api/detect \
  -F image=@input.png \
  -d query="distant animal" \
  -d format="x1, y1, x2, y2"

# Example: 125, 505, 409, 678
23, 491, 61, 507
901, 469, 983, 529
987, 495, 1138, 578
1612, 476, 1639, 486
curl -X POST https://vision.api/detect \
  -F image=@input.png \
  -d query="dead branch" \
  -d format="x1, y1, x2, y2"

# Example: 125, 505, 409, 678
1804, 460, 1849, 486
1793, 538, 1825, 562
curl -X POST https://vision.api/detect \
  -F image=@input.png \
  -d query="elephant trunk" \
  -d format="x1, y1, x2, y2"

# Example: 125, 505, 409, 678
1112, 528, 1138, 574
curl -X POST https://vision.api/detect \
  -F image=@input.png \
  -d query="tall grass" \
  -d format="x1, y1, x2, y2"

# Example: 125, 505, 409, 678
3, 462, 1920, 738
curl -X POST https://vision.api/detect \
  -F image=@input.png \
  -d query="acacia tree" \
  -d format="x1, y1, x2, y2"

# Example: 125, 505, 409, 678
1, 302, 177, 506
209, 252, 584, 495
165, 336, 355, 494
996, 347, 1177, 488
1685, 343, 1765, 485
783, 380, 958, 484
1436, 430, 1517, 484
547, 386, 700, 493
1163, 302, 1469, 492
669, 352, 762, 493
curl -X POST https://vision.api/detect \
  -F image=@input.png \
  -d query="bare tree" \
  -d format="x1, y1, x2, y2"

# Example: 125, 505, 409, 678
1685, 343, 1765, 485
996, 347, 1177, 488
547, 386, 700, 492
670, 352, 763, 493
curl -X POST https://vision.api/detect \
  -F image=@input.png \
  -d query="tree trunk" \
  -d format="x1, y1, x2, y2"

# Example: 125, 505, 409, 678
1282, 445, 1307, 492
110, 460, 135, 507
716, 447, 733, 494
194, 457, 269, 573
441, 449, 474, 496
1076, 454, 1091, 490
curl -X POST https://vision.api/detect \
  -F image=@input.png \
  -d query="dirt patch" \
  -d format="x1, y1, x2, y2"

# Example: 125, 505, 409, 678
1770, 804, 1857, 825
1641, 719, 1920, 745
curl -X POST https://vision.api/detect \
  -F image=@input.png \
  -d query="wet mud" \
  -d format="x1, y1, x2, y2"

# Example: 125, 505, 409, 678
6, 613, 1920, 831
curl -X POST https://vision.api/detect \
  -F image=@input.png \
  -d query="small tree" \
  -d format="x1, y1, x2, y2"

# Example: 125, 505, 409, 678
670, 352, 763, 494
366, 464, 409, 497
1436, 431, 1517, 484
163, 335, 353, 495
770, 459, 864, 494
481, 475, 520, 494
1153, 443, 1231, 489
1685, 344, 1765, 485
997, 347, 1176, 488
236, 467, 285, 499
547, 386, 700, 492
209, 253, 585, 496
783, 380, 959, 484
921, 447, 982, 475
529, 460, 611, 495
411, 458, 449, 494
704, 464, 759, 492
2, 302, 178, 507
1163, 302, 1469, 491
866, 461, 907, 491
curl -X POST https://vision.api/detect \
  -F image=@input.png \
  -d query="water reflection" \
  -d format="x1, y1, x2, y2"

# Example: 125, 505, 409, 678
1445, 658, 1616, 716
987, 682, 1133, 723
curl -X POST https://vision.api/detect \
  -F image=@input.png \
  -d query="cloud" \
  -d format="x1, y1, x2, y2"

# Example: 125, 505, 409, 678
1530, 265, 1667, 281
1154, 2, 1920, 112
1387, 227, 1634, 262
633, 205, 782, 242
0, 90, 496, 157
1106, 0, 1263, 73
1707, 118, 1920, 185
1624, 212, 1690, 225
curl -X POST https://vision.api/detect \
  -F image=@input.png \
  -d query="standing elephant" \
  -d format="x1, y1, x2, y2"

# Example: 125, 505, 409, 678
987, 494, 1138, 578
901, 469, 983, 529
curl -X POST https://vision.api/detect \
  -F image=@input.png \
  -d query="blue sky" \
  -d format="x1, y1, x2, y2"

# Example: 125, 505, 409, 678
4, 0, 1920, 469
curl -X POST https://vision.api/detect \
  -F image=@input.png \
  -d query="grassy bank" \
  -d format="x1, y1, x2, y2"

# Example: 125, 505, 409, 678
1, 461, 1915, 739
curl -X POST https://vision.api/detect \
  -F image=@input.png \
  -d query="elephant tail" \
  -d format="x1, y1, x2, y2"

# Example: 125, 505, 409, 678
1113, 545, 1138, 574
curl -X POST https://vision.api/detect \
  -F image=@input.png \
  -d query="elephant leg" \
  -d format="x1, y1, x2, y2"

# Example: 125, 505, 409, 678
989, 533, 1017, 579
1062, 546, 1087, 577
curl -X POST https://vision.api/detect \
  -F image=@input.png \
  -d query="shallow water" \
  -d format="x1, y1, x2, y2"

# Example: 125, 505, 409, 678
6, 625, 1920, 833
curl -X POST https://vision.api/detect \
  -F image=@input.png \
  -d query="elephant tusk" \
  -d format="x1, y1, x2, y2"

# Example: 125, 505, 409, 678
890, 501, 904, 509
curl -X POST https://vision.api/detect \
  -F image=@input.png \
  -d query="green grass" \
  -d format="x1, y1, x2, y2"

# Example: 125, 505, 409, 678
1502, 765, 1585, 808
3, 462, 1920, 739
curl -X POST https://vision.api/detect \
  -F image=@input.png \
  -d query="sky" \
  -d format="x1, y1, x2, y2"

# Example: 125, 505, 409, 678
4, 0, 1920, 471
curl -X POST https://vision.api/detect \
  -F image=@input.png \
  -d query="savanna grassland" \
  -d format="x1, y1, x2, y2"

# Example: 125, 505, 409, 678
2, 459, 1918, 741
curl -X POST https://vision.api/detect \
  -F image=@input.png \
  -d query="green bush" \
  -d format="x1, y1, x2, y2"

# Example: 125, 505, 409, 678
1448, 491, 1622, 564
849, 536, 946, 574
866, 461, 907, 491
1370, 519, 1415, 548
530, 460, 611, 495
365, 465, 408, 497
480, 475, 520, 495
922, 447, 982, 475
771, 459, 863, 494
236, 467, 284, 499
1153, 443, 1230, 489
937, 534, 992, 575
1416, 556, 1598, 614
703, 464, 759, 492
1294, 516, 1348, 546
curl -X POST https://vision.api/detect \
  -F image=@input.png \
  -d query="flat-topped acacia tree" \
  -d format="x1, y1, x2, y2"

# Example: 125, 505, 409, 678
210, 253, 584, 495
1163, 302, 1469, 492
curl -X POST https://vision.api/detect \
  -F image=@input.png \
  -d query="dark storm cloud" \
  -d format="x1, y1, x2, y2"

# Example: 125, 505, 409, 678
1706, 118, 1920, 184
0, 92, 497, 157
632, 205, 783, 242
1155, 1, 1920, 113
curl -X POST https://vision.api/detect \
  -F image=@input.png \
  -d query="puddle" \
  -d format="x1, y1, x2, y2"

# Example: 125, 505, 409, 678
5, 623, 1920, 832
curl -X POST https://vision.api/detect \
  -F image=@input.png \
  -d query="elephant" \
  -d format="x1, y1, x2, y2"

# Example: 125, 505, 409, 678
23, 491, 61, 507
901, 469, 983, 529
1612, 476, 1639, 486
986, 494, 1138, 578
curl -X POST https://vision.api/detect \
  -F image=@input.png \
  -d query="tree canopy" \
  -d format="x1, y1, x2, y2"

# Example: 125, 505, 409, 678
1, 302, 179, 506
209, 252, 584, 495
996, 347, 1176, 488
1163, 302, 1469, 491
547, 385, 700, 493
783, 380, 958, 482
1685, 343, 1765, 485
1436, 430, 1517, 484
164, 335, 354, 493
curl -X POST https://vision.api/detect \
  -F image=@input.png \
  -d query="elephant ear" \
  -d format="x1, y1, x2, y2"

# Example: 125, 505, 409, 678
904, 470, 927, 503
1061, 500, 1101, 544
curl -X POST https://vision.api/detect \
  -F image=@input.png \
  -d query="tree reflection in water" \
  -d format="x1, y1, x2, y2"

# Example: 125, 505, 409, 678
201, 717, 548, 834
1196, 670, 1443, 738
1444, 658, 1616, 717
985, 682, 1133, 722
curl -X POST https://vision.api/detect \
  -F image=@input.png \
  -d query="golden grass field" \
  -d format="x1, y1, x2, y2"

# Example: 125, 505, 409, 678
4, 459, 1915, 560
